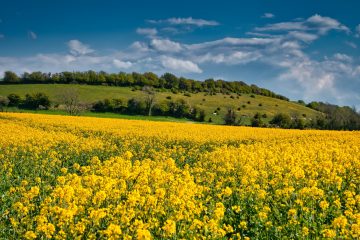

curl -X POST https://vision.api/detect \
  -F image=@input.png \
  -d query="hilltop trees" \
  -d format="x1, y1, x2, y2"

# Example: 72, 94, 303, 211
0, 70, 289, 101
3, 71, 20, 83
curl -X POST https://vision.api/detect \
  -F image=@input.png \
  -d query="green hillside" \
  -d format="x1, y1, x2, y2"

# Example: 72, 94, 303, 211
0, 84, 321, 124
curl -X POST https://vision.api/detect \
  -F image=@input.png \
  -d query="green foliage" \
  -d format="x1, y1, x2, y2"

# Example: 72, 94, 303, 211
307, 101, 360, 130
7, 93, 22, 107
292, 117, 306, 130
0, 84, 330, 127
127, 98, 147, 115
251, 112, 264, 127
1, 70, 289, 101
3, 71, 20, 83
22, 93, 51, 110
224, 109, 237, 125
270, 113, 292, 128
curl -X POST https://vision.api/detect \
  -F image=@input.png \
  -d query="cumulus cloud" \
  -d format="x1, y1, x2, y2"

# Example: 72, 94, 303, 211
67, 40, 94, 56
148, 17, 219, 27
161, 56, 202, 73
136, 28, 157, 36
150, 38, 183, 52
113, 59, 133, 69
262, 13, 275, 19
28, 31, 37, 40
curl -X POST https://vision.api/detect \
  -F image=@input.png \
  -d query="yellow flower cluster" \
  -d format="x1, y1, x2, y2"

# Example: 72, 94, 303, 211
0, 112, 359, 239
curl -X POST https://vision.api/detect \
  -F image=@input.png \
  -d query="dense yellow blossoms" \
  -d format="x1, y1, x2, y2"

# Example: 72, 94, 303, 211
0, 112, 359, 239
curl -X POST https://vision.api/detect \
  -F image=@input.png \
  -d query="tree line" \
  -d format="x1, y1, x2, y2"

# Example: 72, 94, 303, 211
1, 70, 289, 101
224, 107, 360, 130
306, 101, 360, 130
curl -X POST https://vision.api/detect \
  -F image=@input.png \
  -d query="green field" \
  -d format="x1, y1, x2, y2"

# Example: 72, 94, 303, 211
0, 84, 321, 124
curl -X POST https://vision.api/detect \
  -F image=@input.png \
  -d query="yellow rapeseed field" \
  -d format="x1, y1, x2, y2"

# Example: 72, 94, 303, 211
0, 112, 359, 239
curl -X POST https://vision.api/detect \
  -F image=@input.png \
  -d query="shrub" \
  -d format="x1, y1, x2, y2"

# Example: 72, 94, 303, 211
224, 109, 237, 125
251, 112, 263, 127
127, 98, 147, 115
22, 93, 51, 110
7, 93, 22, 107
92, 99, 113, 112
168, 99, 190, 118
153, 101, 170, 116
270, 113, 292, 128
198, 110, 206, 122
293, 118, 306, 130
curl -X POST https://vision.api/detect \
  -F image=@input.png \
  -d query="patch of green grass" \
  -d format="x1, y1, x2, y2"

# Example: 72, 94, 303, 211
0, 84, 321, 124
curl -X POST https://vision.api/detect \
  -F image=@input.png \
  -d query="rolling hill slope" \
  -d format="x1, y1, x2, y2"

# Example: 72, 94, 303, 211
0, 84, 321, 124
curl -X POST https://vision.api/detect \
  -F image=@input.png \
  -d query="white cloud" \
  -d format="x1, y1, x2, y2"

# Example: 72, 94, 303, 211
333, 53, 353, 62
255, 21, 305, 32
67, 40, 94, 56
150, 38, 182, 52
113, 59, 133, 69
161, 56, 202, 73
136, 28, 157, 36
167, 17, 219, 26
288, 31, 318, 42
188, 37, 278, 51
130, 41, 149, 52
149, 17, 219, 27
345, 41, 357, 49
307, 14, 350, 34
255, 14, 349, 35
262, 13, 275, 19
28, 31, 37, 40
1, 14, 359, 108
355, 24, 360, 37
196, 51, 261, 65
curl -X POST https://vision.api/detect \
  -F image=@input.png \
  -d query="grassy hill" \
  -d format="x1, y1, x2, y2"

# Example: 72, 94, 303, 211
0, 84, 321, 124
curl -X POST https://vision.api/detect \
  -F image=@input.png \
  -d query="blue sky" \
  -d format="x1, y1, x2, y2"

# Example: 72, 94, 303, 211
1, 0, 360, 108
